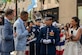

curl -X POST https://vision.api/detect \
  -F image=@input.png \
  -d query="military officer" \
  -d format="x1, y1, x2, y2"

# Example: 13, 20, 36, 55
37, 16, 60, 55
29, 18, 41, 55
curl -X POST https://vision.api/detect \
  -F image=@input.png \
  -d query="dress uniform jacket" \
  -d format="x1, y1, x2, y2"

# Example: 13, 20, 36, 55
29, 25, 41, 55
37, 25, 60, 55
32, 25, 40, 39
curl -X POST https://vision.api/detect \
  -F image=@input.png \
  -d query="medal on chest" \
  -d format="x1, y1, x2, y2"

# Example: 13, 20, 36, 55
49, 30, 54, 36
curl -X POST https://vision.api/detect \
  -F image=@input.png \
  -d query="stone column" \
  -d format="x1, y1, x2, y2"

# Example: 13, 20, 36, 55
59, 0, 77, 25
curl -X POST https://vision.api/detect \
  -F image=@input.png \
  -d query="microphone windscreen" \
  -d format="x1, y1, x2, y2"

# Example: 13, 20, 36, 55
71, 31, 73, 34
14, 27, 16, 32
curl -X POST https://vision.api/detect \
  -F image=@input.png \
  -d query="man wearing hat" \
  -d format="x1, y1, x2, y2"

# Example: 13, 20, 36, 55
29, 18, 42, 55
37, 16, 60, 55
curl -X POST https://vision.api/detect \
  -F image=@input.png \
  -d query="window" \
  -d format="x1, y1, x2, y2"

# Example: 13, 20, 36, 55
39, 0, 42, 2
17, 8, 20, 15
43, 0, 45, 4
77, 0, 82, 3
78, 6, 82, 25
55, 0, 59, 4
48, 0, 51, 3
0, 2, 3, 7
0, 4, 2, 7
22, 0, 25, 2
77, 0, 82, 24
22, 8, 24, 11
18, 0, 20, 2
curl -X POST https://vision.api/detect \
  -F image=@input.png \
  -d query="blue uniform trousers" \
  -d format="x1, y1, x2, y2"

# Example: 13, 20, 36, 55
29, 41, 35, 55
1, 52, 10, 55
36, 43, 40, 55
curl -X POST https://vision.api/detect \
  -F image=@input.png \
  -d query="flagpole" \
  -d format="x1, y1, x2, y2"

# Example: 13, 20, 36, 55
15, 0, 17, 20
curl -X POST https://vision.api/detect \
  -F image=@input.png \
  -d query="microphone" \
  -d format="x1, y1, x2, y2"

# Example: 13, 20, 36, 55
71, 30, 73, 40
71, 31, 73, 34
14, 27, 16, 33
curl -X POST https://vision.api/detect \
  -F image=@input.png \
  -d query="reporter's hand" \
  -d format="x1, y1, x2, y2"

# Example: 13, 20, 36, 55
28, 37, 32, 40
13, 32, 17, 38
69, 34, 73, 38
26, 26, 31, 32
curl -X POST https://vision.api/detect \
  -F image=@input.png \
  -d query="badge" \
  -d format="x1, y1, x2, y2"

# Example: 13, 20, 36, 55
49, 30, 54, 36
32, 28, 36, 32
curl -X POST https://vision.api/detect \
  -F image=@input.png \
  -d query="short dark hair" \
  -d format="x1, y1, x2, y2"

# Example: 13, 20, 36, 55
5, 9, 14, 16
20, 11, 28, 16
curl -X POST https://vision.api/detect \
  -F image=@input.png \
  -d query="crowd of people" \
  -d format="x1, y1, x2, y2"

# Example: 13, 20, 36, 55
0, 9, 82, 55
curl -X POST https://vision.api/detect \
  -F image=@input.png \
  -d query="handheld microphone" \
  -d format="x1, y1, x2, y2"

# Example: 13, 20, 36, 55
14, 27, 16, 33
71, 30, 73, 40
71, 31, 73, 34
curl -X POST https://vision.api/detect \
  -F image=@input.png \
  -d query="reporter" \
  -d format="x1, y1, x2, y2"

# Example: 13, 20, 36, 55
1, 9, 15, 55
63, 17, 82, 55
13, 11, 30, 55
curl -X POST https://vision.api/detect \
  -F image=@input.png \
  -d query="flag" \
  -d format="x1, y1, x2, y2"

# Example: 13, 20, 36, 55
33, 0, 37, 8
27, 0, 37, 13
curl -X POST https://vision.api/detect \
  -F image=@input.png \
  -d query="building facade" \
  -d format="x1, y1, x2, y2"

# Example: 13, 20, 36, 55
34, 0, 59, 22
77, 0, 82, 25
59, 0, 82, 25
0, 0, 82, 24
0, 0, 31, 15
34, 0, 82, 24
